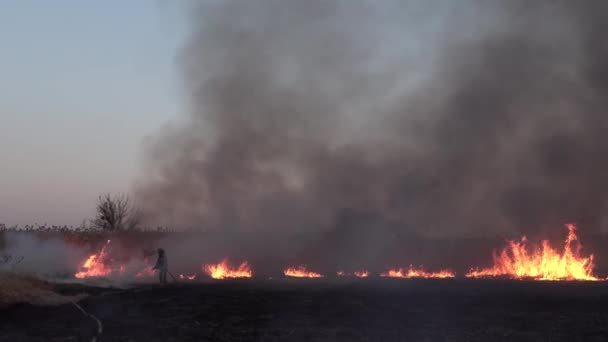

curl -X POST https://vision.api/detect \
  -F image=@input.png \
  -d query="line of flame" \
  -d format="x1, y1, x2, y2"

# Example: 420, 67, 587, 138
284, 266, 323, 278
203, 260, 252, 279
380, 266, 455, 279
73, 225, 602, 282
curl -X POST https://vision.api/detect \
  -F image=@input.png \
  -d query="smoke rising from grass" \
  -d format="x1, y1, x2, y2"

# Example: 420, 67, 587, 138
136, 1, 608, 237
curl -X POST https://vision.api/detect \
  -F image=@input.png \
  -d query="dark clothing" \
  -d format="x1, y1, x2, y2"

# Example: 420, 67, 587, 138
153, 254, 168, 271
153, 253, 168, 286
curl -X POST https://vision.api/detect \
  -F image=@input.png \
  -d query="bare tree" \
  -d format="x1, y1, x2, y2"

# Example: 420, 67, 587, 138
93, 193, 142, 231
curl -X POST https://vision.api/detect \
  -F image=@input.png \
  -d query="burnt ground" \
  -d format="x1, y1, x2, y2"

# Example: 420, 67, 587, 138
2, 279, 608, 341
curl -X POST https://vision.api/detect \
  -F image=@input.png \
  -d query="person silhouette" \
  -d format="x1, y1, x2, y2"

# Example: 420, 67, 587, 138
153, 248, 168, 286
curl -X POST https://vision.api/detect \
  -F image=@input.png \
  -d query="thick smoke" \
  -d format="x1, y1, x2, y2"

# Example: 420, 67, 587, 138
136, 1, 608, 238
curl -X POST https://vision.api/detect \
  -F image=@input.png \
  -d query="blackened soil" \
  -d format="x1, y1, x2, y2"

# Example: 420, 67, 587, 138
2, 279, 608, 341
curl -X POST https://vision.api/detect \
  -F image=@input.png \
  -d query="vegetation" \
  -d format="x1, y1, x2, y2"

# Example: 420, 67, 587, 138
93, 193, 142, 231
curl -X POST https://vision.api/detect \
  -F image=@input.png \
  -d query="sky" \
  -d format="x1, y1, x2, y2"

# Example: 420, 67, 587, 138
0, 1, 187, 226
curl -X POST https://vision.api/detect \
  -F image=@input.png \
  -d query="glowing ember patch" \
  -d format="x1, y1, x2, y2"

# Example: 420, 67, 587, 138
284, 266, 323, 278
380, 266, 455, 279
136, 266, 156, 278
75, 240, 113, 279
354, 270, 370, 278
466, 224, 599, 281
337, 270, 370, 278
203, 260, 252, 279
180, 273, 197, 280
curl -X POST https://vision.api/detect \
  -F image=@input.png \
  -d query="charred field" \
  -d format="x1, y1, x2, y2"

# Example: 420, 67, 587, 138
3, 279, 608, 342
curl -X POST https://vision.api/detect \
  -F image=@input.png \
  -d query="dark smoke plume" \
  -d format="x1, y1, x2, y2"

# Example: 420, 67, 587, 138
136, 1, 608, 238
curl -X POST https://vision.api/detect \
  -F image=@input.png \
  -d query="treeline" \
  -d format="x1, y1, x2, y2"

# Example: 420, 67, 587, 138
0, 193, 178, 233
0, 224, 172, 233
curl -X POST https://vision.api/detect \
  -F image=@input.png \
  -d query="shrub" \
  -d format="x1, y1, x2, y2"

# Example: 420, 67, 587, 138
93, 193, 142, 231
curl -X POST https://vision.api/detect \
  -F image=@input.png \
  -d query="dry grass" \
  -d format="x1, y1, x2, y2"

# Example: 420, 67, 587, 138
0, 272, 86, 309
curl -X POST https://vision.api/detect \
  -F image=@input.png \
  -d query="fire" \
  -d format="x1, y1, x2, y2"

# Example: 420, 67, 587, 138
354, 270, 370, 278
466, 224, 598, 281
203, 260, 252, 279
337, 270, 370, 278
136, 266, 156, 278
180, 273, 197, 280
77, 241, 156, 280
380, 266, 455, 279
75, 240, 113, 279
72, 224, 600, 282
284, 266, 323, 278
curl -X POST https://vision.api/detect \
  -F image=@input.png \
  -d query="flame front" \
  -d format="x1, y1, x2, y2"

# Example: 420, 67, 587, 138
75, 240, 113, 279
72, 224, 601, 282
204, 260, 252, 279
380, 266, 455, 279
466, 224, 598, 281
284, 266, 323, 278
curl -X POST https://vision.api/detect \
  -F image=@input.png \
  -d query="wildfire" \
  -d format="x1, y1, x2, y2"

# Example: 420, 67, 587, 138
284, 266, 323, 278
466, 224, 598, 281
180, 273, 197, 280
337, 270, 370, 278
75, 240, 113, 279
380, 266, 455, 279
71, 224, 603, 283
203, 260, 252, 279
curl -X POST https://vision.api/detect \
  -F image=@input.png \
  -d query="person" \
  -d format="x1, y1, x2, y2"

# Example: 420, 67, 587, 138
153, 248, 168, 286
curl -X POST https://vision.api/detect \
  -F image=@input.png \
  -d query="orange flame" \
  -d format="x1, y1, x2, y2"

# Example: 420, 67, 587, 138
284, 265, 323, 278
380, 266, 455, 279
203, 260, 252, 279
354, 270, 370, 278
179, 273, 197, 280
466, 224, 598, 281
75, 240, 113, 279
337, 270, 370, 278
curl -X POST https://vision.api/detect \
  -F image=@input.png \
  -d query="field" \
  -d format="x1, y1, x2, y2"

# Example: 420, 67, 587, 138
2, 279, 608, 341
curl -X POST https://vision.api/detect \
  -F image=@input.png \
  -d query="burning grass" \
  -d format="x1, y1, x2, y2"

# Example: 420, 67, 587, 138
203, 260, 252, 279
466, 224, 599, 281
284, 265, 323, 278
380, 266, 456, 279
3, 223, 606, 283
74, 240, 115, 279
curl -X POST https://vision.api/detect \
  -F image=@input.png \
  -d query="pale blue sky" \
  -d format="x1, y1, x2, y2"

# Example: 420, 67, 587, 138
0, 1, 187, 225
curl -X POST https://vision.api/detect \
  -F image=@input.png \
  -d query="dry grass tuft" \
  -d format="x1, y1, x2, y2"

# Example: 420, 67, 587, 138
0, 272, 86, 309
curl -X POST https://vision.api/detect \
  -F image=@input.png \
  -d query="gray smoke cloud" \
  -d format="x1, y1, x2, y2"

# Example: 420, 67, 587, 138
136, 0, 608, 239
0, 233, 85, 277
